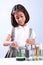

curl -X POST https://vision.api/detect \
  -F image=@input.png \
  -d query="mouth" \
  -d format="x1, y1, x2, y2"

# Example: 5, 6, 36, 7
17, 21, 25, 26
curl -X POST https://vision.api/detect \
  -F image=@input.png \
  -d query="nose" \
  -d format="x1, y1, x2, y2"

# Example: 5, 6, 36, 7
18, 17, 22, 21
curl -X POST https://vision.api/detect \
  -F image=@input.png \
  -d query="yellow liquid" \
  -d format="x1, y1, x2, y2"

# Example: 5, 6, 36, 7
35, 46, 39, 60
36, 56, 38, 60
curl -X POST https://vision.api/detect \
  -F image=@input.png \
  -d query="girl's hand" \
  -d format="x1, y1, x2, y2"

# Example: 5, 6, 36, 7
10, 41, 18, 48
26, 39, 35, 45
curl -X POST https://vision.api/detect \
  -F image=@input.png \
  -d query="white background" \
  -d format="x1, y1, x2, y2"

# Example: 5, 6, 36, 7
0, 0, 43, 58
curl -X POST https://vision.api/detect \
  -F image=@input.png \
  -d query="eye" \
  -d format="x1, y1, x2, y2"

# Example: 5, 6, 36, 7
16, 17, 19, 19
21, 15, 23, 17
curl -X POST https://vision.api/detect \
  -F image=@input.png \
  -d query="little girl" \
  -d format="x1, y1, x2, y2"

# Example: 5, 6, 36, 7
3, 4, 36, 58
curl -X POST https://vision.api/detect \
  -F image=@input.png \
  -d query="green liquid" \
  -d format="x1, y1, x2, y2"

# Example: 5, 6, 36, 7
18, 49, 23, 57
16, 49, 25, 61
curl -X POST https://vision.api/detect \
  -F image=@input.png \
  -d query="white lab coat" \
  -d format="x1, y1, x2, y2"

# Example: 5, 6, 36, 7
8, 23, 36, 47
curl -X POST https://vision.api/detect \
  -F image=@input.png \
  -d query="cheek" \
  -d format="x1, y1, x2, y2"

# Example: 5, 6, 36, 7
23, 17, 26, 22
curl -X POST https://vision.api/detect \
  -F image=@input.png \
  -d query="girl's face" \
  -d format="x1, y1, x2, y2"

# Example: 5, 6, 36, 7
14, 11, 26, 26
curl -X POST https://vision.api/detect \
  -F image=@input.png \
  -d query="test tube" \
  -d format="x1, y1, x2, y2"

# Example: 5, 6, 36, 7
35, 45, 39, 60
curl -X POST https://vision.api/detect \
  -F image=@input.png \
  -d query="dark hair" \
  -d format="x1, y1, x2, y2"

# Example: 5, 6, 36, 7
11, 4, 30, 27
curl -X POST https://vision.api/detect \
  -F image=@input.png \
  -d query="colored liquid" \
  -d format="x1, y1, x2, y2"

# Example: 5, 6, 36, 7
35, 46, 39, 60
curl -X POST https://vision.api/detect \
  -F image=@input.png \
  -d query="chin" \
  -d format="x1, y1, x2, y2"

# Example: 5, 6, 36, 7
20, 24, 24, 26
21, 23, 25, 26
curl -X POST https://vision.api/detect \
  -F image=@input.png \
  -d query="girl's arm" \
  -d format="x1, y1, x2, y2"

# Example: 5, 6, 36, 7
3, 34, 18, 47
3, 34, 11, 46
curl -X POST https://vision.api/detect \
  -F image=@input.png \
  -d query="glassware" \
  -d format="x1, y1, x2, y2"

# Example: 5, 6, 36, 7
35, 45, 39, 60
16, 46, 25, 61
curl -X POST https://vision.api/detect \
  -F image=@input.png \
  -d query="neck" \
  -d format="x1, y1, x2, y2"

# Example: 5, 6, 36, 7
20, 24, 26, 27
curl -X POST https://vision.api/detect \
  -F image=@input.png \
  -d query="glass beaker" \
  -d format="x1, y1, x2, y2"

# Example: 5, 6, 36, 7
16, 46, 25, 61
